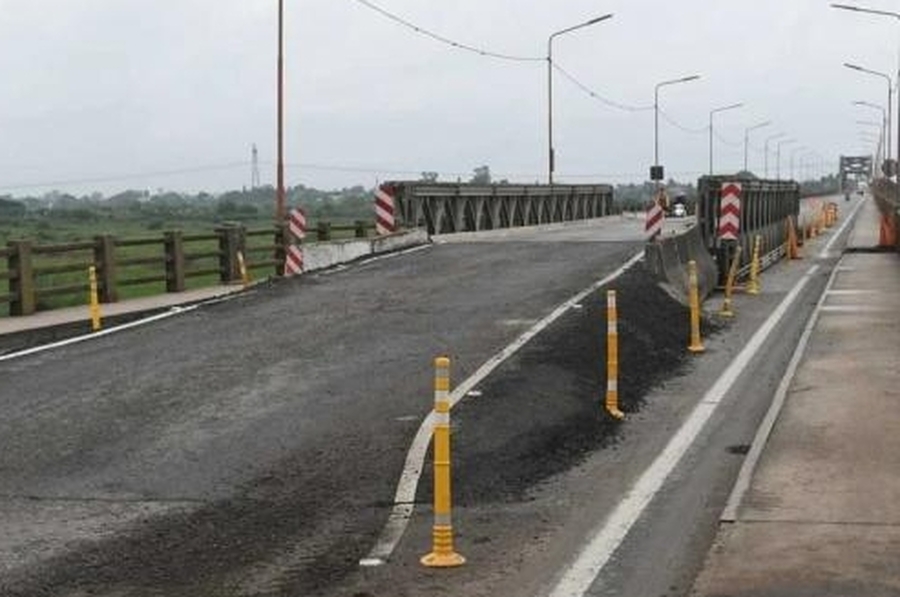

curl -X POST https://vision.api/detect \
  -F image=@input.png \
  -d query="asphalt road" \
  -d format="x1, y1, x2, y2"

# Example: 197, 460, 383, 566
0, 217, 650, 596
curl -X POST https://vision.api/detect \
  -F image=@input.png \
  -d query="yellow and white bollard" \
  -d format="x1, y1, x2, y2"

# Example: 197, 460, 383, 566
236, 251, 251, 288
747, 235, 762, 295
688, 260, 705, 353
604, 290, 625, 421
421, 357, 465, 568
719, 246, 742, 318
88, 266, 102, 332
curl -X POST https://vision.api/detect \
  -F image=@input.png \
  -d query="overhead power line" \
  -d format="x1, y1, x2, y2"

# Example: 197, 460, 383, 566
551, 63, 652, 113
350, 0, 543, 62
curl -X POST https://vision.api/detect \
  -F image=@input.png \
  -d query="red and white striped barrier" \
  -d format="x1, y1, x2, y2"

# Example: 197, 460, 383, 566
289, 207, 307, 241
285, 244, 304, 276
375, 185, 396, 236
718, 182, 742, 241
645, 202, 664, 240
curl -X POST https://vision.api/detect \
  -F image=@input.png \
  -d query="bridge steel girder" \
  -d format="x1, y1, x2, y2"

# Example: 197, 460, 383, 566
696, 175, 801, 283
388, 183, 615, 236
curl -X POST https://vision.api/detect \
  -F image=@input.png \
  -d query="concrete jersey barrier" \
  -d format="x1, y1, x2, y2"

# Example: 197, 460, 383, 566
644, 224, 718, 304
301, 229, 430, 273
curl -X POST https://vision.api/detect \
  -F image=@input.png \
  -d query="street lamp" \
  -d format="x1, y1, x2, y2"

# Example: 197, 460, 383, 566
708, 102, 744, 175
789, 145, 807, 181
832, 3, 900, 172
776, 138, 796, 180
854, 100, 888, 162
547, 14, 614, 184
844, 62, 893, 165
653, 74, 701, 190
744, 120, 772, 173
764, 132, 786, 178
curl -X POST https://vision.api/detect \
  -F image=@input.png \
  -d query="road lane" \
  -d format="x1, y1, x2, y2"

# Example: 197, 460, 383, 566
0, 220, 642, 596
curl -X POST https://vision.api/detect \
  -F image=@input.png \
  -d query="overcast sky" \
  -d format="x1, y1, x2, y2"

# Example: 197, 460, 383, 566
0, 0, 897, 197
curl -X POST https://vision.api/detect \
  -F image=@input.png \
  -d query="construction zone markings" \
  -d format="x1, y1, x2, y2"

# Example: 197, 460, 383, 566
547, 263, 821, 597
361, 249, 646, 567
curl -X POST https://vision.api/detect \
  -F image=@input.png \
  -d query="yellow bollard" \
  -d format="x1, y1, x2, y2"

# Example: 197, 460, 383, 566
604, 290, 625, 421
719, 246, 742, 318
687, 260, 705, 353
747, 235, 762, 295
421, 356, 465, 568
236, 251, 251, 288
88, 266, 102, 332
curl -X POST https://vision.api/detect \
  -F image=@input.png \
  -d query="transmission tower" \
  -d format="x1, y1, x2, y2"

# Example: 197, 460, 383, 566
251, 143, 261, 189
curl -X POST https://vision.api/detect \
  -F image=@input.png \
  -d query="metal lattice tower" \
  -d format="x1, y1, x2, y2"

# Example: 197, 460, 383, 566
251, 143, 261, 190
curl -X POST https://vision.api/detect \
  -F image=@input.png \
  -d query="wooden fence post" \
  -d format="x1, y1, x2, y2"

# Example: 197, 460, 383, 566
164, 231, 186, 292
354, 220, 368, 238
93, 235, 117, 303
317, 221, 332, 242
216, 223, 245, 284
274, 222, 287, 277
7, 240, 35, 316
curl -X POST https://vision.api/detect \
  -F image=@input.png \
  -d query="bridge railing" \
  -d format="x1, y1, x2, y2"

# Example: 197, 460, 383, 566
386, 182, 615, 235
2, 220, 375, 317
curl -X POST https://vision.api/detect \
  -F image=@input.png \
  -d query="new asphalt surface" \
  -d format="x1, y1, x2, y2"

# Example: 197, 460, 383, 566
1, 217, 666, 596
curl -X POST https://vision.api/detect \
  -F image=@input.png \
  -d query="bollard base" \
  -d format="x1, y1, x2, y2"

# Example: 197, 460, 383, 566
421, 551, 466, 568
605, 406, 625, 421
688, 343, 706, 354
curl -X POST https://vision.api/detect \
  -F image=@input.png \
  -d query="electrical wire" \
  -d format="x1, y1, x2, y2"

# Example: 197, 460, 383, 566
551, 63, 652, 113
350, 0, 543, 63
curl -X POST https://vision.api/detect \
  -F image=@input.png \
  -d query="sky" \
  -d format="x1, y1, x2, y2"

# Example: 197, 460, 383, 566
0, 0, 898, 197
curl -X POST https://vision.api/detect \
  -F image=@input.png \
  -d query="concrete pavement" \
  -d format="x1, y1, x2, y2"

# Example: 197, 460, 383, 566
691, 197, 900, 597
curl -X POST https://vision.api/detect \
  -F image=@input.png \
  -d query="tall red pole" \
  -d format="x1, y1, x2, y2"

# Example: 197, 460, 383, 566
276, 0, 286, 221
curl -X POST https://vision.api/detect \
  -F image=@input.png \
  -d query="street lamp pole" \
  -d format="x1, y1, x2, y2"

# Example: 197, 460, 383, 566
790, 146, 807, 181
708, 102, 744, 175
844, 62, 893, 166
832, 3, 900, 177
653, 74, 701, 193
854, 100, 887, 163
744, 120, 772, 173
276, 0, 286, 221
764, 132, 786, 178
776, 138, 796, 180
547, 14, 613, 184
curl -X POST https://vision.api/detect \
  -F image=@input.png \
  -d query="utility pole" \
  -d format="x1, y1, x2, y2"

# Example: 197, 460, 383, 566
251, 143, 261, 190
276, 0, 286, 220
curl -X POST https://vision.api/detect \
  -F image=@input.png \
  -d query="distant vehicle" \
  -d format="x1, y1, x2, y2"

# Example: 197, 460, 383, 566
672, 203, 687, 218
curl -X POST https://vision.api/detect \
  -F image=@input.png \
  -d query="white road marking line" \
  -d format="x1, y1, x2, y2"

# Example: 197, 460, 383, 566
819, 198, 866, 259
825, 289, 877, 295
721, 261, 839, 523
547, 264, 820, 597
0, 305, 199, 363
820, 305, 890, 313
361, 250, 646, 566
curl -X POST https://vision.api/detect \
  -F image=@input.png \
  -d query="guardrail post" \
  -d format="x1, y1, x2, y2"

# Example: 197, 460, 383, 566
274, 223, 287, 277
354, 220, 368, 238
216, 223, 245, 284
7, 240, 35, 316
93, 235, 117, 303
164, 230, 186, 292
317, 221, 332, 242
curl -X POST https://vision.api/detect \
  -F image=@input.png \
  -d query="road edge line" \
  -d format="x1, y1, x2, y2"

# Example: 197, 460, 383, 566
361, 249, 646, 566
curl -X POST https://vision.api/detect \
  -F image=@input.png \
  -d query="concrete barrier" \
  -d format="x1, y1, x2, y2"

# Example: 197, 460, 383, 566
645, 224, 718, 304
301, 229, 430, 274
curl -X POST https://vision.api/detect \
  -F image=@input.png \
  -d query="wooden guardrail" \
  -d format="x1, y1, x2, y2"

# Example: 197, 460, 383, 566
1, 220, 373, 316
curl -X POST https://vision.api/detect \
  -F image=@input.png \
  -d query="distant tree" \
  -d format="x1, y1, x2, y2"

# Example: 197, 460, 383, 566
420, 171, 439, 183
0, 197, 25, 219
470, 165, 491, 185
